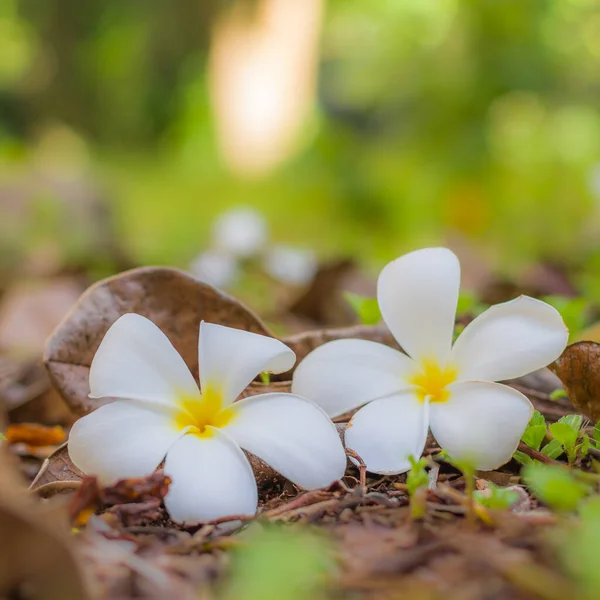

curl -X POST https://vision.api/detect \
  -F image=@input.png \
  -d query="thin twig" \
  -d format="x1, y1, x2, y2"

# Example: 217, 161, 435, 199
427, 462, 440, 490
517, 442, 561, 465
208, 513, 256, 525
345, 447, 366, 488
509, 384, 552, 402
262, 490, 333, 518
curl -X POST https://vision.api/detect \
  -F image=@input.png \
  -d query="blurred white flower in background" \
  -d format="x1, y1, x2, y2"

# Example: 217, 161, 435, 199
212, 206, 268, 258
264, 245, 317, 286
189, 250, 239, 289
191, 206, 318, 290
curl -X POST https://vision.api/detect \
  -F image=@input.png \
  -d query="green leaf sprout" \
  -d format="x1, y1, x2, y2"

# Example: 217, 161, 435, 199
474, 482, 520, 510
344, 293, 382, 326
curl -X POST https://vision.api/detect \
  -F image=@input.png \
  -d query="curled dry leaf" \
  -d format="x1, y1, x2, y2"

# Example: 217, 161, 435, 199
0, 451, 88, 599
550, 341, 600, 421
30, 443, 85, 497
44, 267, 270, 415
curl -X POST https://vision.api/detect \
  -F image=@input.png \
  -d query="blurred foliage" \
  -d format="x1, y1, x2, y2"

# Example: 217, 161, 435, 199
221, 525, 334, 600
523, 463, 592, 512
2, 0, 600, 289
557, 496, 600, 599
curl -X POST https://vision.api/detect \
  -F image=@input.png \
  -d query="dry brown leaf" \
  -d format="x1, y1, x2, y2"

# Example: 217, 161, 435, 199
44, 267, 271, 415
5, 423, 66, 446
0, 451, 88, 599
550, 341, 600, 421
283, 323, 398, 365
287, 259, 357, 326
30, 443, 85, 496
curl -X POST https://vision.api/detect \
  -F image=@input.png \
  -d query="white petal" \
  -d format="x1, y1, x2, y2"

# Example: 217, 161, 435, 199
429, 381, 533, 471
451, 296, 569, 382
224, 393, 347, 489
68, 401, 184, 485
378, 247, 460, 364
344, 392, 429, 475
198, 322, 295, 404
89, 314, 200, 406
164, 430, 257, 525
292, 339, 416, 418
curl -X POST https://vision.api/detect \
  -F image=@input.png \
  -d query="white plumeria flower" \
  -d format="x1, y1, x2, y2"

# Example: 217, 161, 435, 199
68, 315, 346, 525
292, 247, 569, 474
212, 206, 268, 258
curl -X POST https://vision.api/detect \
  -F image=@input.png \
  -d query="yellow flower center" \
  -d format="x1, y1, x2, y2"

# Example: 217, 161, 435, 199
410, 360, 457, 404
173, 385, 236, 438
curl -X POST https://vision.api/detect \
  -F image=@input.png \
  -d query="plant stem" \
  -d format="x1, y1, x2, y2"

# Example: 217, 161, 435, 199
410, 488, 427, 520
464, 465, 476, 527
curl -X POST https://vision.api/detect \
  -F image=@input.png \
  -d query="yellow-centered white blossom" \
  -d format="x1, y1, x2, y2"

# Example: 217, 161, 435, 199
293, 247, 569, 474
69, 316, 347, 525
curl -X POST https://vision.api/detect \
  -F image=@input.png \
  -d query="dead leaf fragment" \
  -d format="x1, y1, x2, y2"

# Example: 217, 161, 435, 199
30, 442, 85, 495
283, 323, 398, 365
69, 473, 171, 527
44, 267, 271, 414
5, 423, 66, 446
550, 341, 600, 421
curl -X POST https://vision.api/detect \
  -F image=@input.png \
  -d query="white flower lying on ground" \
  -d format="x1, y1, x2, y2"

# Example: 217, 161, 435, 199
292, 247, 569, 474
68, 316, 346, 524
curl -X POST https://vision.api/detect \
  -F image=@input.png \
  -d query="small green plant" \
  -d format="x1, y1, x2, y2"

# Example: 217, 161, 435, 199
514, 410, 550, 465
521, 410, 547, 451
406, 456, 429, 520
522, 463, 591, 512
442, 454, 477, 525
548, 415, 589, 465
591, 422, 600, 450
344, 293, 382, 325
515, 412, 589, 465
474, 482, 520, 510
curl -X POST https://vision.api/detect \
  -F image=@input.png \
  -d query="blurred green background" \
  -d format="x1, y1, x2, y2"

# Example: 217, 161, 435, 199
2, 0, 600, 299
